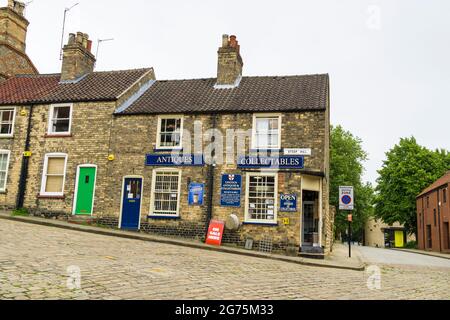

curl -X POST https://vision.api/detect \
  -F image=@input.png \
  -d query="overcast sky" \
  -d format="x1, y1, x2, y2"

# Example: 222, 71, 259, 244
6, 0, 449, 184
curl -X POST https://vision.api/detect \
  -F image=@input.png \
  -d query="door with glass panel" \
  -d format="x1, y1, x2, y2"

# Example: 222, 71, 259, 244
120, 177, 143, 230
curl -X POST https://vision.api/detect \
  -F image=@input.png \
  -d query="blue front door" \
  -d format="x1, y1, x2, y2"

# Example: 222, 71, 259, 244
120, 177, 142, 230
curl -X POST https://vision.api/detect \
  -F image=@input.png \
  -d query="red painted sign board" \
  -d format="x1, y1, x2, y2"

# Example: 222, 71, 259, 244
206, 220, 225, 246
348, 214, 353, 222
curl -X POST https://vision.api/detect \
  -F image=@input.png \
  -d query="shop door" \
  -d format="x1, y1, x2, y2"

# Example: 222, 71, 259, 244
302, 201, 315, 246
120, 177, 142, 230
74, 166, 97, 215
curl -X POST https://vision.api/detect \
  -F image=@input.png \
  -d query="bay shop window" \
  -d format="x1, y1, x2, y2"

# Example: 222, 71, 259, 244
245, 172, 278, 224
149, 169, 182, 217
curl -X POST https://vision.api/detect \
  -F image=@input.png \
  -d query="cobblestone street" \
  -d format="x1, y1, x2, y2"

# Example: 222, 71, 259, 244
0, 219, 449, 300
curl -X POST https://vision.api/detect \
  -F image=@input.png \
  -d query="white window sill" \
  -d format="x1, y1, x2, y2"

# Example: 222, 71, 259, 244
148, 215, 180, 219
243, 221, 278, 226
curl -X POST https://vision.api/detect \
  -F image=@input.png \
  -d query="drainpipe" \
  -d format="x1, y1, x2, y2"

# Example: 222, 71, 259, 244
16, 104, 34, 209
204, 114, 217, 238
437, 190, 442, 252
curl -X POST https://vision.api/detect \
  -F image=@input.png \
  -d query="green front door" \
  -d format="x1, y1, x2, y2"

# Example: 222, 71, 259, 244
74, 167, 96, 215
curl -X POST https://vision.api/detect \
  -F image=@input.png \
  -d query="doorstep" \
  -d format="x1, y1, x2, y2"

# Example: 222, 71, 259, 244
0, 212, 365, 271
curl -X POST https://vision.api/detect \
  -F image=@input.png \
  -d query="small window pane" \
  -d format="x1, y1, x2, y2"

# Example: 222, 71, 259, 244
45, 176, 64, 193
47, 158, 65, 175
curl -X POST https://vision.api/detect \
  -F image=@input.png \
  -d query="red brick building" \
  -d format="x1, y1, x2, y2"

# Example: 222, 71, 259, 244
416, 171, 450, 253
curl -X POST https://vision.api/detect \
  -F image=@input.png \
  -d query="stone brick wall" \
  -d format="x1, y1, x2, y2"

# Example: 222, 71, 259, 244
0, 45, 36, 78
0, 5, 37, 79
20, 101, 117, 216
0, 106, 28, 209
1, 96, 331, 255
105, 111, 330, 253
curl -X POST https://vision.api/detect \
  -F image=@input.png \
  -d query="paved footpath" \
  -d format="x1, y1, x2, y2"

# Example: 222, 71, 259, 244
0, 219, 449, 300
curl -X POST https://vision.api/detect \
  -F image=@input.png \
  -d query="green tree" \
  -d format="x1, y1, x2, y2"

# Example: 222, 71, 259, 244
330, 126, 374, 241
374, 137, 449, 237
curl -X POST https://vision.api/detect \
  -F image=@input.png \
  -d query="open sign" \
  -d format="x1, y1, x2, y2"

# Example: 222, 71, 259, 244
280, 194, 297, 212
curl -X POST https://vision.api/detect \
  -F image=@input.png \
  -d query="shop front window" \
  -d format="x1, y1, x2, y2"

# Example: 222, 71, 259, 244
150, 169, 181, 217
245, 173, 277, 223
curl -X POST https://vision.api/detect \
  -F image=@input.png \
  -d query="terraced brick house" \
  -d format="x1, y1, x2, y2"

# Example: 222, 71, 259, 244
0, 3, 333, 256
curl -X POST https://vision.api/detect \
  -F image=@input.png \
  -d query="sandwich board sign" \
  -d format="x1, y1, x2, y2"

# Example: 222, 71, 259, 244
339, 186, 354, 211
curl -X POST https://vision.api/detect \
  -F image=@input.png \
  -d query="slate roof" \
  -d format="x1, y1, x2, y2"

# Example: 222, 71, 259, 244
118, 74, 329, 115
418, 171, 450, 197
0, 68, 152, 106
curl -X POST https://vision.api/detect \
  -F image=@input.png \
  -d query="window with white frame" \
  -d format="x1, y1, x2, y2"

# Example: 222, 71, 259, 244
252, 114, 281, 150
48, 105, 72, 135
40, 154, 68, 196
245, 173, 278, 223
157, 116, 183, 149
150, 169, 182, 216
0, 108, 15, 137
0, 150, 10, 191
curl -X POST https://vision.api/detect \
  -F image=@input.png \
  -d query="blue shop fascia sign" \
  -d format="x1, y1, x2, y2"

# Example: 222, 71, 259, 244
146, 154, 205, 166
238, 156, 304, 169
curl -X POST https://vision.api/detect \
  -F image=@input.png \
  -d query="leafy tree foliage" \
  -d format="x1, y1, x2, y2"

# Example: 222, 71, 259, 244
374, 137, 449, 236
330, 126, 374, 240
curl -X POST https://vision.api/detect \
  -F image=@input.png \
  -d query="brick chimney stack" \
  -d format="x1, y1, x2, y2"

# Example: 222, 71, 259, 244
60, 32, 96, 82
216, 34, 243, 86
0, 0, 29, 53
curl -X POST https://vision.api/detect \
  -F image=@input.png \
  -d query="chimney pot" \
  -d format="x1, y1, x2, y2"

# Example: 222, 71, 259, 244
68, 33, 76, 45
87, 40, 92, 53
222, 34, 229, 48
76, 32, 83, 44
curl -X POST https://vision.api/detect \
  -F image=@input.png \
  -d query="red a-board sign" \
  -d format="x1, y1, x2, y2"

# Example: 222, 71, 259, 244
205, 220, 225, 246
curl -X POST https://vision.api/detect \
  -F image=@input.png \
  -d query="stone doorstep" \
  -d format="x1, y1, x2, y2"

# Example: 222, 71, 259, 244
0, 212, 365, 271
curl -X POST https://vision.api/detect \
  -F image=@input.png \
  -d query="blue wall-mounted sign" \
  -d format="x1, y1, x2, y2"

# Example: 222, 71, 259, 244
188, 183, 204, 206
146, 154, 205, 166
280, 194, 298, 212
237, 156, 304, 169
220, 174, 242, 207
